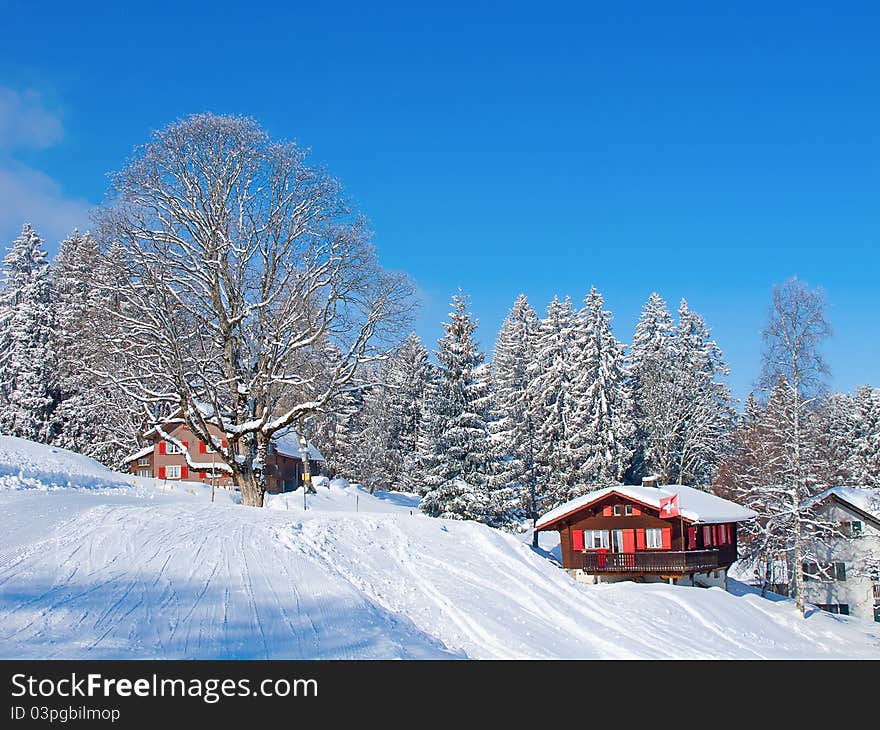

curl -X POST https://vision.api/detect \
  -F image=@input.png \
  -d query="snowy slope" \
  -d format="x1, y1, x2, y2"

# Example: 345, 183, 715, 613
0, 436, 878, 659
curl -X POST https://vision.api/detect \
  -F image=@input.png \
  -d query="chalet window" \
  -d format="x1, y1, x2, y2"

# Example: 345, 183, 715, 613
165, 441, 183, 455
645, 528, 663, 549
841, 521, 862, 538
166, 465, 181, 479
137, 457, 150, 466
624, 504, 633, 516
816, 604, 849, 616
136, 469, 151, 478
835, 562, 846, 581
584, 530, 610, 549
613, 504, 622, 516
703, 525, 713, 547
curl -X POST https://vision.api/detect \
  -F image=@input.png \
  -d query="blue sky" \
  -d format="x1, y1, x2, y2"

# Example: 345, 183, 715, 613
1, 1, 878, 401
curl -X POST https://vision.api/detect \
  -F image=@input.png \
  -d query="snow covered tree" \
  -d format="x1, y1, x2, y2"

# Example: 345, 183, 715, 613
759, 277, 832, 612
489, 294, 538, 521
628, 292, 675, 482
0, 224, 59, 443
93, 113, 414, 507
849, 385, 880, 487
50, 230, 141, 465
421, 293, 505, 525
671, 299, 735, 485
526, 295, 581, 511
628, 295, 733, 486
569, 286, 634, 486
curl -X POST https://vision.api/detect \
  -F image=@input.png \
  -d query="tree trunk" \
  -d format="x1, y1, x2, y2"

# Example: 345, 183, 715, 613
235, 471, 265, 508
793, 368, 806, 614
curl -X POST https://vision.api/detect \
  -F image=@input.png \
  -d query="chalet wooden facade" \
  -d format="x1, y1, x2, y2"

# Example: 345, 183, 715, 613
536, 483, 756, 587
124, 417, 325, 494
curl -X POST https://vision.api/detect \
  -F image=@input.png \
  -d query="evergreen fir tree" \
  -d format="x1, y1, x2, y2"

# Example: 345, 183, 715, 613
526, 295, 580, 510
570, 286, 634, 486
489, 294, 538, 519
421, 293, 504, 525
0, 224, 59, 442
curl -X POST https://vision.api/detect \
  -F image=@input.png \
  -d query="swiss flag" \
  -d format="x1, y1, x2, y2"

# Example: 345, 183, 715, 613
659, 493, 680, 518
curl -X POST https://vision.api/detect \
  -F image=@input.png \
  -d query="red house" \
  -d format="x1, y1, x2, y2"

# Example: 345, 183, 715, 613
124, 410, 325, 494
536, 482, 756, 588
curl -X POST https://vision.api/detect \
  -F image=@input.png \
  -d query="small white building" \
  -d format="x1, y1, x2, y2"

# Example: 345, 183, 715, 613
804, 486, 880, 622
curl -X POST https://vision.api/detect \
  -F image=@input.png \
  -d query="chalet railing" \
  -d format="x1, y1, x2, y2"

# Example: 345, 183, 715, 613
581, 550, 721, 574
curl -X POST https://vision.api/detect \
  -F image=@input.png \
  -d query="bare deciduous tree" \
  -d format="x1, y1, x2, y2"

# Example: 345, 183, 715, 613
760, 276, 832, 612
94, 114, 414, 507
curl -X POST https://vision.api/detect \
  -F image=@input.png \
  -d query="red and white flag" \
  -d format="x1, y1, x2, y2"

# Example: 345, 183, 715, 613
659, 493, 680, 518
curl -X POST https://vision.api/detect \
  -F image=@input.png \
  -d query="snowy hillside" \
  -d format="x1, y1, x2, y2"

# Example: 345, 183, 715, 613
0, 436, 878, 659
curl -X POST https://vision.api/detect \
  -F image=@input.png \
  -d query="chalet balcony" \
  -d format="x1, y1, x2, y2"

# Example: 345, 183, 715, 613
580, 549, 730, 575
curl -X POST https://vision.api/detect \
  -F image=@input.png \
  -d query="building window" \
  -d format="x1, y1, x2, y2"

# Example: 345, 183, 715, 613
166, 465, 181, 479
137, 457, 150, 466
645, 528, 663, 549
834, 562, 846, 581
624, 504, 633, 516
165, 441, 183, 455
816, 604, 849, 616
584, 530, 610, 549
136, 469, 151, 477
703, 525, 713, 546
841, 521, 862, 538
613, 504, 622, 516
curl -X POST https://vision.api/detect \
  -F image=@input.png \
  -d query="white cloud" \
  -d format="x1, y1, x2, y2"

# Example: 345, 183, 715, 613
0, 87, 64, 151
0, 86, 92, 247
0, 163, 92, 247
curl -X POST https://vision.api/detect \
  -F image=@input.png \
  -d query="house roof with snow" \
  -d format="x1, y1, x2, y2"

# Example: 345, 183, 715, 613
806, 486, 880, 527
536, 484, 757, 530
271, 427, 325, 462
122, 445, 154, 464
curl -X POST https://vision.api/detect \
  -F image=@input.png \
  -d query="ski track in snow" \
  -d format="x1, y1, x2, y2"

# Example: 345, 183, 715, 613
0, 436, 879, 659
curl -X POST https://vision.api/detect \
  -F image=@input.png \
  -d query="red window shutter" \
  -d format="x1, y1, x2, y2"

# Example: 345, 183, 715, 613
158, 442, 166, 455
687, 527, 697, 550
158, 466, 166, 479
602, 505, 613, 517
727, 524, 733, 543
632, 505, 641, 516
199, 441, 206, 454
181, 466, 188, 480
661, 528, 672, 550
636, 529, 646, 550
622, 530, 635, 553
221, 439, 228, 449
571, 530, 585, 551
714, 525, 722, 545
182, 441, 188, 451
198, 471, 206, 479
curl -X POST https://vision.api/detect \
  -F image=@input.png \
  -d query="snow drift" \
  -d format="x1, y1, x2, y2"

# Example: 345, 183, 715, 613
0, 436, 878, 659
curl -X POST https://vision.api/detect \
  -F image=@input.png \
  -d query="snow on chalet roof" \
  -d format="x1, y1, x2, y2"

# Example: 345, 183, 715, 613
807, 486, 880, 523
122, 445, 154, 463
271, 428, 325, 462
536, 484, 757, 530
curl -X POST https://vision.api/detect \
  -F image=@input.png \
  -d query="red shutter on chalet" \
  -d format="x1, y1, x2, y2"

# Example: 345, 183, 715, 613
182, 441, 188, 451
727, 524, 733, 543
636, 529, 646, 550
221, 439, 228, 449
661, 528, 672, 550
714, 525, 722, 545
622, 530, 635, 553
181, 466, 188, 480
687, 527, 697, 550
198, 471, 206, 479
632, 505, 641, 516
571, 530, 585, 551
602, 506, 613, 517
158, 466, 166, 479
199, 441, 207, 454
158, 442, 166, 455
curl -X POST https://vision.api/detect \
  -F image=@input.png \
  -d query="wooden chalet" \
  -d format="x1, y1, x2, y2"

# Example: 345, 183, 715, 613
536, 481, 756, 587
123, 410, 325, 494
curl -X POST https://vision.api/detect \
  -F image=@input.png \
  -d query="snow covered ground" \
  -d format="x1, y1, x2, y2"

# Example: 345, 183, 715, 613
0, 435, 878, 659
